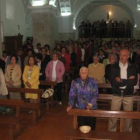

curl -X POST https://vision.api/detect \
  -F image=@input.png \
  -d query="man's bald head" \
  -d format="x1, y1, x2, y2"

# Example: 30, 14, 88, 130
119, 49, 130, 64
79, 67, 88, 81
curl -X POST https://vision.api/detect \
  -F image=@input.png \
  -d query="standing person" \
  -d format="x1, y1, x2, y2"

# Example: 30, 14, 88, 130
45, 53, 65, 105
22, 56, 40, 103
0, 68, 8, 98
24, 49, 33, 66
5, 55, 22, 99
35, 53, 45, 80
41, 47, 51, 71
105, 54, 117, 83
67, 67, 98, 130
68, 45, 77, 67
0, 58, 5, 73
61, 47, 70, 71
108, 49, 137, 132
88, 55, 105, 83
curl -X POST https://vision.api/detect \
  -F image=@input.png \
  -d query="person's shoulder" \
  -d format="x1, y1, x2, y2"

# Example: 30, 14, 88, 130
112, 62, 119, 68
129, 63, 137, 69
0, 68, 2, 73
98, 63, 105, 67
58, 60, 63, 64
88, 63, 93, 67
34, 65, 39, 69
87, 77, 96, 83
72, 78, 80, 84
15, 64, 21, 68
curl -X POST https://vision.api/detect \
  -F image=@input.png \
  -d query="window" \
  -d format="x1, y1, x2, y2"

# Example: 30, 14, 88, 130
31, 0, 47, 6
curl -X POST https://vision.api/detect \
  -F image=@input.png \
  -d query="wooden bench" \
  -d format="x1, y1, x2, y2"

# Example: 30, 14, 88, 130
40, 80, 57, 112
8, 87, 44, 124
66, 109, 140, 140
97, 83, 140, 110
0, 98, 23, 140
98, 94, 140, 111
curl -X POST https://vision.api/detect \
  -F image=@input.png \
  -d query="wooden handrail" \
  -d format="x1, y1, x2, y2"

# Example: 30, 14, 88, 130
8, 87, 43, 94
97, 83, 139, 89
39, 80, 57, 89
98, 94, 140, 102
68, 109, 140, 119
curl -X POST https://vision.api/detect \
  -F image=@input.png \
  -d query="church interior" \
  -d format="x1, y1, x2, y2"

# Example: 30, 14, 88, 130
0, 0, 140, 140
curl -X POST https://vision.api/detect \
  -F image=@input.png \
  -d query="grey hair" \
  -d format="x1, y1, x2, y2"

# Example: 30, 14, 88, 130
109, 53, 118, 61
79, 67, 88, 74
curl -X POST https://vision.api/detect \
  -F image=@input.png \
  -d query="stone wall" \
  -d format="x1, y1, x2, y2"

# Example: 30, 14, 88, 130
32, 11, 58, 48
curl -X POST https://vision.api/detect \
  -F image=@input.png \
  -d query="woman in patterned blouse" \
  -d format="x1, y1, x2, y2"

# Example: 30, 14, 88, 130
67, 67, 99, 130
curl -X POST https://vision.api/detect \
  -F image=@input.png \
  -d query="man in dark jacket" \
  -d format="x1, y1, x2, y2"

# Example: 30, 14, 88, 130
108, 49, 138, 132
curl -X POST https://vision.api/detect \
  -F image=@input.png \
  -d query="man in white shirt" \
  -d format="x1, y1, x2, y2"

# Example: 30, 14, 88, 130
108, 49, 138, 132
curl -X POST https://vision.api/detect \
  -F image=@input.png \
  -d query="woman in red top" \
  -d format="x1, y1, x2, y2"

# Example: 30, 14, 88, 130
61, 47, 71, 71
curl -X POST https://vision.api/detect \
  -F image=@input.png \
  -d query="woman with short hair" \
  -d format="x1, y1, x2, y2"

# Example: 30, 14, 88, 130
22, 56, 40, 103
5, 55, 22, 99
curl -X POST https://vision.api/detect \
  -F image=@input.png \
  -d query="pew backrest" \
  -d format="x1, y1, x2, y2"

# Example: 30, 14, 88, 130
68, 109, 140, 132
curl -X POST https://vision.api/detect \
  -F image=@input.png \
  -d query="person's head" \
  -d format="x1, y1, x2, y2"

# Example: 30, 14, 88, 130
10, 55, 18, 65
109, 54, 117, 64
119, 49, 129, 64
28, 56, 36, 66
79, 67, 88, 81
61, 47, 66, 54
68, 45, 73, 52
27, 49, 33, 56
99, 49, 104, 56
44, 44, 50, 51
112, 47, 117, 54
36, 43, 41, 49
56, 44, 61, 50
3, 51, 7, 57
41, 48, 46, 55
93, 55, 99, 64
129, 46, 133, 53
17, 50, 22, 56
52, 53, 58, 61
35, 53, 42, 62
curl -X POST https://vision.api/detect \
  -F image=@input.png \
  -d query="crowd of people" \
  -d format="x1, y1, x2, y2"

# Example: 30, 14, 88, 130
78, 20, 133, 38
0, 37, 140, 131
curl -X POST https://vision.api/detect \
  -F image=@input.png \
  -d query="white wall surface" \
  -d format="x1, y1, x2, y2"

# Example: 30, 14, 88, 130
0, 0, 30, 41
58, 16, 74, 33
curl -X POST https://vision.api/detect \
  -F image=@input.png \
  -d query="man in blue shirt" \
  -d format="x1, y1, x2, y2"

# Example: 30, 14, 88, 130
67, 67, 98, 130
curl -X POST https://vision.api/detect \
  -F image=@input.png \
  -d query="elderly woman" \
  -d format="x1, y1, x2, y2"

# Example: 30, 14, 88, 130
23, 56, 40, 103
67, 67, 98, 130
5, 55, 21, 99
0, 68, 8, 98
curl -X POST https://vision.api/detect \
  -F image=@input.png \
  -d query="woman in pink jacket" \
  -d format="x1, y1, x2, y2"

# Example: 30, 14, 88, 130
45, 53, 65, 105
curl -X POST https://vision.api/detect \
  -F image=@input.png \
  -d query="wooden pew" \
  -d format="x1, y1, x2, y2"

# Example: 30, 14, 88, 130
0, 99, 23, 140
8, 87, 44, 124
97, 83, 140, 110
40, 80, 57, 89
65, 109, 140, 140
98, 94, 140, 111
39, 81, 57, 112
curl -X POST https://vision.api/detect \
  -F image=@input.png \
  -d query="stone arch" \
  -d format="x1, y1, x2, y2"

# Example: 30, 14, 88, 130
73, 0, 135, 29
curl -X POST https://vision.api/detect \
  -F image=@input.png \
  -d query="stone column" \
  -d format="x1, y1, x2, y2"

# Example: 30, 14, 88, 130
29, 5, 58, 48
